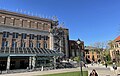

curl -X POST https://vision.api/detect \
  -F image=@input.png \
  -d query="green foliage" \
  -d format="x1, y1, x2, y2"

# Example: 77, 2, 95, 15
73, 56, 80, 62
106, 61, 113, 65
106, 54, 111, 61
103, 50, 111, 61
108, 40, 115, 49
101, 61, 104, 65
39, 71, 88, 76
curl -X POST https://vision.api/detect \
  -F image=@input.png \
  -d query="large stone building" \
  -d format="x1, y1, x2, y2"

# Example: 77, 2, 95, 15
109, 36, 120, 62
69, 40, 85, 60
0, 10, 69, 71
84, 46, 100, 63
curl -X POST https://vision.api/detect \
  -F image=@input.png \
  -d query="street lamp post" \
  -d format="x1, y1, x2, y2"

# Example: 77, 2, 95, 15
77, 39, 83, 76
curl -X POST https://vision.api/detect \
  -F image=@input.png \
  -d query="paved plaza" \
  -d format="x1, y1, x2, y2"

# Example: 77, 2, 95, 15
87, 64, 120, 76
0, 64, 119, 76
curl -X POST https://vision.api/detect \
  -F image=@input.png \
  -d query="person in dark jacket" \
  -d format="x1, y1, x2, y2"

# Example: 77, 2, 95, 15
89, 69, 98, 76
105, 63, 107, 68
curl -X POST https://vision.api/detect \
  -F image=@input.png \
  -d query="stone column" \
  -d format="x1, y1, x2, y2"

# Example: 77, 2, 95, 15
64, 35, 69, 58
32, 56, 36, 69
49, 33, 54, 50
6, 56, 10, 71
59, 40, 62, 53
29, 57, 32, 69
53, 56, 56, 69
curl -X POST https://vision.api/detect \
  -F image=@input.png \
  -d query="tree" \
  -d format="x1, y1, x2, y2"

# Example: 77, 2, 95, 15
103, 50, 111, 61
108, 40, 115, 49
92, 41, 110, 62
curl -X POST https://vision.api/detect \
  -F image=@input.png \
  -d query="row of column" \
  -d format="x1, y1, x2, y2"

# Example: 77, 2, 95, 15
6, 56, 57, 70
6, 56, 36, 70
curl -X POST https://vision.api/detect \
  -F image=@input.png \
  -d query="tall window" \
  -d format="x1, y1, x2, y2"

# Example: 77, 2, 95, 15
36, 42, 41, 48
44, 36, 48, 40
29, 42, 33, 48
13, 33, 18, 38
30, 34, 34, 39
44, 42, 47, 49
12, 41, 17, 48
37, 35, 41, 40
2, 41, 8, 47
22, 33, 27, 39
3, 32, 9, 38
21, 42, 26, 48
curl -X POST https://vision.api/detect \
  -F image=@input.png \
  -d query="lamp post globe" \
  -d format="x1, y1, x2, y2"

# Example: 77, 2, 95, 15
77, 39, 81, 45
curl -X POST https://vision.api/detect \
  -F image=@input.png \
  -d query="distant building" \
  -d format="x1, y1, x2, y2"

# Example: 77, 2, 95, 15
0, 10, 69, 70
69, 40, 85, 60
84, 46, 100, 63
109, 36, 120, 62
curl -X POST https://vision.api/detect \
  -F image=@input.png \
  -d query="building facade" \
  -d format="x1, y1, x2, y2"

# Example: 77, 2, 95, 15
84, 46, 100, 63
69, 40, 85, 60
0, 10, 69, 71
109, 36, 120, 62
50, 27, 69, 58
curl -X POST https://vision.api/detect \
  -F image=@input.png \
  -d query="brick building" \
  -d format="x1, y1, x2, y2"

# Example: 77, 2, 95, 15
0, 10, 69, 71
110, 36, 120, 62
69, 40, 85, 61
84, 46, 101, 63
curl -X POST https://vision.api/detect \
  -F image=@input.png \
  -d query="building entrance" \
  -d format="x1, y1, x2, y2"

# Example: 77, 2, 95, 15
0, 57, 7, 71
10, 61, 15, 70
11, 56, 29, 69
0, 61, 7, 70
20, 60, 27, 69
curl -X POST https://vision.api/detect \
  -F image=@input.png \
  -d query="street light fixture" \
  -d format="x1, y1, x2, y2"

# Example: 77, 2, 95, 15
77, 38, 83, 76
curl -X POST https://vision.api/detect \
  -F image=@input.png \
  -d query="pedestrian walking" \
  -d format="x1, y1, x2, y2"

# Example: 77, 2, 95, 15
105, 63, 107, 68
89, 69, 98, 76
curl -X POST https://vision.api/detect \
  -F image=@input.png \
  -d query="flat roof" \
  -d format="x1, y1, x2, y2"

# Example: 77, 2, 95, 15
0, 9, 54, 23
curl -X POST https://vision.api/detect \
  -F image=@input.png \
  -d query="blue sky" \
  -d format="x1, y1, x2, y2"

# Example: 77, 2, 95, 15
0, 0, 120, 46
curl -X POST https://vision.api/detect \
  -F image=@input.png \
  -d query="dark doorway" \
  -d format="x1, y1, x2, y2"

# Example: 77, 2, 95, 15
11, 56, 29, 69
20, 60, 27, 69
0, 61, 7, 70
86, 57, 91, 64
10, 61, 15, 70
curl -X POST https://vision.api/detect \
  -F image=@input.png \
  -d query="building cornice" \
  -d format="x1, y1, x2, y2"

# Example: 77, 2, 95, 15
0, 9, 53, 23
